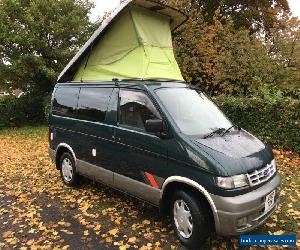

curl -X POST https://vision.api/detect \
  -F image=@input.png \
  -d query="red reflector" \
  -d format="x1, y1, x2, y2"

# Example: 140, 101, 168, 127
145, 172, 159, 189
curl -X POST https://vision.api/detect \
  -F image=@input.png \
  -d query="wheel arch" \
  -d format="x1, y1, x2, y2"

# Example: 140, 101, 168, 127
160, 176, 220, 232
55, 143, 77, 170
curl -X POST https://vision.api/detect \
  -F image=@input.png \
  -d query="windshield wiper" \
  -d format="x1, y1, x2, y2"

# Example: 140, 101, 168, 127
203, 128, 226, 139
221, 125, 241, 136
221, 125, 235, 137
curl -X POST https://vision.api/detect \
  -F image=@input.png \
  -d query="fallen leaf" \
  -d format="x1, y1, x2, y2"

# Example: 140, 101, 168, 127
109, 228, 119, 236
128, 236, 137, 244
142, 220, 151, 225
273, 230, 285, 235
106, 237, 113, 243
2, 231, 13, 238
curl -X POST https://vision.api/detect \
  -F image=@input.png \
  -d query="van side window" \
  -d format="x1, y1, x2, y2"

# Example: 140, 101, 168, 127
52, 87, 79, 118
119, 90, 161, 131
77, 88, 113, 123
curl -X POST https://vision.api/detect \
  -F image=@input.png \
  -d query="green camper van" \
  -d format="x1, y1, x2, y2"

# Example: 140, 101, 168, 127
48, 0, 281, 248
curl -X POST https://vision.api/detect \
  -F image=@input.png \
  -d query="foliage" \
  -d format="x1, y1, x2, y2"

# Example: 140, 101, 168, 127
214, 23, 287, 96
0, 95, 9, 102
0, 95, 44, 128
163, 0, 289, 33
0, 127, 299, 248
214, 96, 300, 153
43, 92, 52, 122
170, 11, 285, 95
204, 0, 289, 34
163, 0, 299, 97
0, 0, 96, 95
268, 14, 300, 93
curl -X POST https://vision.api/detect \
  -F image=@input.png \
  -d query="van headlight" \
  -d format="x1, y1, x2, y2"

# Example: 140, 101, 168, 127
217, 174, 249, 189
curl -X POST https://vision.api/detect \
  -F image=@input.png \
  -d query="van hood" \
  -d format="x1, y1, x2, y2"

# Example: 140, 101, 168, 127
192, 129, 274, 176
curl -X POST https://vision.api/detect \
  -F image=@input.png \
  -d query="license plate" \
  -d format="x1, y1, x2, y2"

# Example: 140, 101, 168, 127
265, 190, 276, 212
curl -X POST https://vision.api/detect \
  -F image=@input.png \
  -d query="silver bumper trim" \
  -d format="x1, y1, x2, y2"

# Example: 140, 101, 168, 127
211, 172, 281, 235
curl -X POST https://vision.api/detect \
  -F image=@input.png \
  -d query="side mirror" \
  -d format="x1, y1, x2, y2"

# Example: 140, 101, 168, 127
145, 119, 165, 133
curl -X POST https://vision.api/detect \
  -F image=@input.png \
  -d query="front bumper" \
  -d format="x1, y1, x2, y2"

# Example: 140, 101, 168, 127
211, 172, 281, 236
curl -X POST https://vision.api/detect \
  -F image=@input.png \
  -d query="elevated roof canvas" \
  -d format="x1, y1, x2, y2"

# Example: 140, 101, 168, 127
58, 0, 187, 83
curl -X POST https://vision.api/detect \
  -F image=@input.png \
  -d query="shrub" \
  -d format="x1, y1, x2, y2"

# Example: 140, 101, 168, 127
0, 95, 45, 128
43, 93, 52, 122
214, 96, 300, 153
0, 95, 9, 102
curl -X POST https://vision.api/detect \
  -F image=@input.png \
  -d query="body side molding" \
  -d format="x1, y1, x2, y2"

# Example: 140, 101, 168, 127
161, 176, 220, 232
114, 173, 160, 206
77, 160, 114, 186
74, 159, 160, 206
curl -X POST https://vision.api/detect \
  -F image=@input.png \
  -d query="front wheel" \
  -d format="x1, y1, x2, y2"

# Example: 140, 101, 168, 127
59, 152, 80, 187
171, 190, 211, 249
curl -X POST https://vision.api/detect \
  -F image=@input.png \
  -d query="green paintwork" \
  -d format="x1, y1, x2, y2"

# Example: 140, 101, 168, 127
49, 81, 274, 197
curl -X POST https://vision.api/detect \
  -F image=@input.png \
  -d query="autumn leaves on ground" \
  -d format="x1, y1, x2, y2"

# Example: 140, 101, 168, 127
0, 127, 299, 250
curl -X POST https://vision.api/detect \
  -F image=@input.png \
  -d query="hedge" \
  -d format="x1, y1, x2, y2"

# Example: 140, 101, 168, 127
0, 95, 45, 128
214, 96, 300, 153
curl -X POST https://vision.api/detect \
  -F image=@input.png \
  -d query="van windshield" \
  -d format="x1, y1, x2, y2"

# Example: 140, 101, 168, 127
156, 88, 233, 137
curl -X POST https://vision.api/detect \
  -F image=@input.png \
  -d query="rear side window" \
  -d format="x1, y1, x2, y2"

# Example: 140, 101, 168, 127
119, 89, 161, 131
52, 87, 80, 118
77, 87, 113, 123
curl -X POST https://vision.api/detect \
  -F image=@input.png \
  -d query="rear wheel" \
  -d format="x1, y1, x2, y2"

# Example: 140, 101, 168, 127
59, 152, 79, 187
170, 190, 211, 249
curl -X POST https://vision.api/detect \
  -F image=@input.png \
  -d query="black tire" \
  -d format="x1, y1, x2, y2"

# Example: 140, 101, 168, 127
59, 152, 80, 187
170, 189, 211, 249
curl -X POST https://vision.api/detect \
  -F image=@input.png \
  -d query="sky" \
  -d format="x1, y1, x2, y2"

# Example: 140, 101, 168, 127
288, 0, 300, 18
90, 0, 120, 22
90, 0, 300, 22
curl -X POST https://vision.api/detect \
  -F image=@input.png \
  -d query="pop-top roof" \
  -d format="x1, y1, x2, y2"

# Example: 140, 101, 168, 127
58, 0, 187, 83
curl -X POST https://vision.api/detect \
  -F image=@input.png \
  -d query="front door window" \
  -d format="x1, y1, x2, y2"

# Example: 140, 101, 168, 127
119, 89, 161, 132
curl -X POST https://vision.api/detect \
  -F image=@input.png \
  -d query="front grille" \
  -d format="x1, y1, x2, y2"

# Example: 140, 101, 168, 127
247, 161, 276, 187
